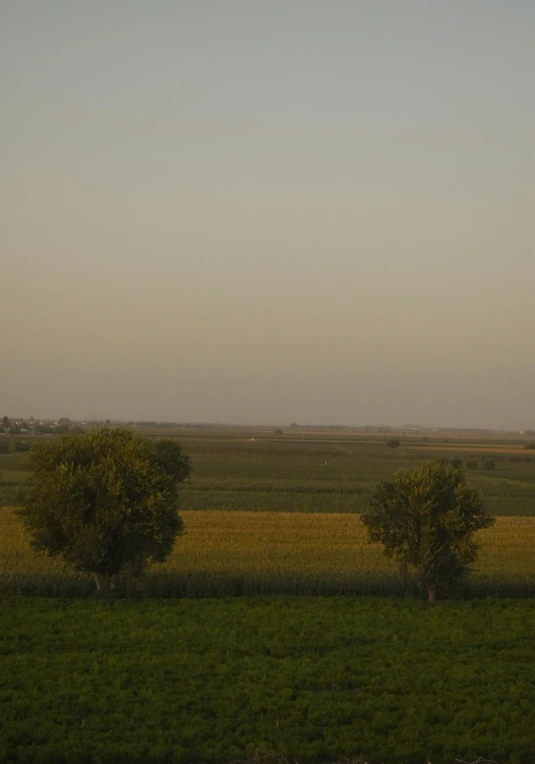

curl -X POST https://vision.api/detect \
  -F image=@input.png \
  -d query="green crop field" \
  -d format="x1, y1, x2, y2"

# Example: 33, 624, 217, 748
173, 429, 535, 516
1, 597, 534, 764
2, 429, 535, 516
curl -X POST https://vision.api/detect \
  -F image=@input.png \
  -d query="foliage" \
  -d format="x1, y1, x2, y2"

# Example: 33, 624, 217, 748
362, 461, 495, 600
524, 442, 535, 450
482, 458, 496, 470
385, 437, 400, 448
16, 427, 190, 588
1, 597, 534, 764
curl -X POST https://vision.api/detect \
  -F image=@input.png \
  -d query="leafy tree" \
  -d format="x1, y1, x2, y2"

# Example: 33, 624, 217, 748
386, 437, 400, 449
17, 427, 191, 590
362, 460, 494, 602
2, 415, 9, 429
481, 458, 495, 470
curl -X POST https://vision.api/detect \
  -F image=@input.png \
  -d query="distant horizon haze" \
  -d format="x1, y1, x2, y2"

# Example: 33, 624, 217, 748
1, 1, 533, 431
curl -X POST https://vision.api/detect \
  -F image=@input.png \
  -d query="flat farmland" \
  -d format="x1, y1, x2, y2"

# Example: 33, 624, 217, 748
2, 429, 535, 516
1, 597, 534, 764
1, 430, 535, 764
173, 429, 535, 516
1, 428, 534, 597
1, 509, 533, 598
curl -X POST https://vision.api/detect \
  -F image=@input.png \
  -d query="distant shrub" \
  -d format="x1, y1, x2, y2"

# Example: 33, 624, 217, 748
450, 458, 462, 469
386, 438, 400, 449
481, 458, 495, 470
524, 442, 535, 450
466, 460, 479, 470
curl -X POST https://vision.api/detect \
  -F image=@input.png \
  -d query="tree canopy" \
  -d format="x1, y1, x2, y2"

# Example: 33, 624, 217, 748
362, 460, 494, 601
17, 427, 190, 590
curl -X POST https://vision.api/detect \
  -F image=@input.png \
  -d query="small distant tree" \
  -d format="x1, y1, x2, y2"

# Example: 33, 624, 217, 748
524, 442, 535, 450
362, 461, 494, 602
386, 437, 400, 449
17, 427, 190, 590
481, 458, 495, 470
274, 428, 283, 435
466, 459, 478, 470
2, 415, 9, 429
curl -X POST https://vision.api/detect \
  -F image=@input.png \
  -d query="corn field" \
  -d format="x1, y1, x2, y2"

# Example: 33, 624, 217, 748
1, 507, 533, 598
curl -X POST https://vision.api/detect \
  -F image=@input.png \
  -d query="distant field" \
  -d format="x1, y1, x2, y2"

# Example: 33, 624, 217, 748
2, 429, 535, 516
1, 509, 533, 598
174, 430, 535, 516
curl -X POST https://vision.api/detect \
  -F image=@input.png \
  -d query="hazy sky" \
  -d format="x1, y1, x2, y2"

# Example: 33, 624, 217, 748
1, 1, 534, 428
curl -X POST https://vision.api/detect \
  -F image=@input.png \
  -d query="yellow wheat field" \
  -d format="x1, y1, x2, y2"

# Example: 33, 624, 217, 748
1, 508, 533, 596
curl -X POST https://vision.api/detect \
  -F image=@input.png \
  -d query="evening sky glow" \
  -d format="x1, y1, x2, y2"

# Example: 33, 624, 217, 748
1, 1, 533, 428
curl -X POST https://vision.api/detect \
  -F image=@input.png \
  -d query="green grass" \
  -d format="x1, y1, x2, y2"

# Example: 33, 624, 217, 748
1, 597, 533, 764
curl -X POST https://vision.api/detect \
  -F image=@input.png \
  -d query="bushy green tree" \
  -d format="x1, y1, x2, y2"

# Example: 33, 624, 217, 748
386, 437, 400, 449
362, 460, 494, 601
17, 427, 190, 590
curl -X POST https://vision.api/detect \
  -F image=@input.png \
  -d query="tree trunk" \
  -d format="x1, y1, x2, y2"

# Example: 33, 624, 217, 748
93, 572, 119, 591
94, 572, 106, 591
427, 585, 436, 603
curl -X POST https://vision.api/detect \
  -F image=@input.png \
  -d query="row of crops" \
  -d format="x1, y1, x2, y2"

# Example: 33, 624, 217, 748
1, 597, 534, 764
1, 509, 534, 598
